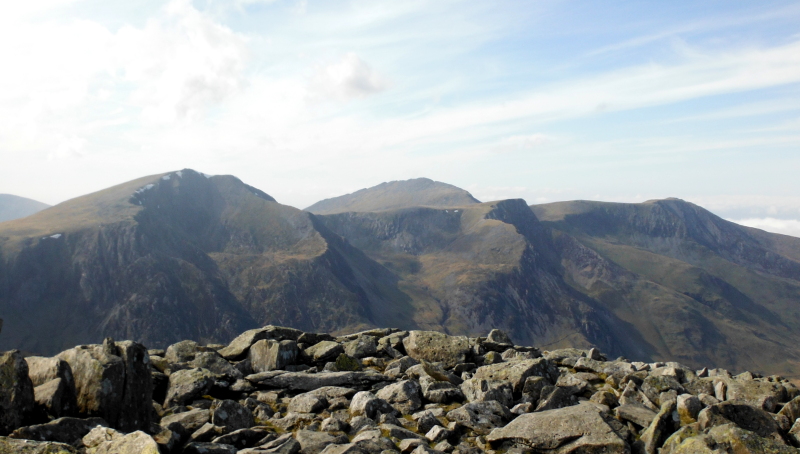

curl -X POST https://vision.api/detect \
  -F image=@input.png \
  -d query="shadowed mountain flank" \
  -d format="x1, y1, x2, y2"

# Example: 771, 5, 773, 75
0, 170, 415, 354
533, 198, 800, 376
0, 194, 50, 223
305, 178, 480, 215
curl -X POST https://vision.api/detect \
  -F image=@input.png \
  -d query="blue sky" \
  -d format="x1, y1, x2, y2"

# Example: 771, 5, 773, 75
1, 0, 799, 236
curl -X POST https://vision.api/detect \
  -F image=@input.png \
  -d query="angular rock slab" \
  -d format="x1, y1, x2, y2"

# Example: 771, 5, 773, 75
403, 331, 470, 369
487, 403, 629, 453
246, 371, 387, 391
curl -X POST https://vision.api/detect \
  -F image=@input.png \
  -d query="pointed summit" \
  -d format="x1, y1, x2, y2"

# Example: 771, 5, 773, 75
305, 178, 480, 215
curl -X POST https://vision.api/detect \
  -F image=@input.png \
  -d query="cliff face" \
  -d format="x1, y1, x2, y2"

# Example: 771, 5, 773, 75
0, 170, 413, 354
534, 198, 800, 376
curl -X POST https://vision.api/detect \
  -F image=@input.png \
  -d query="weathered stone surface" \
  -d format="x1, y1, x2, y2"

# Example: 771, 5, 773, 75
164, 368, 216, 408
306, 341, 345, 363
487, 403, 628, 453
56, 341, 151, 432
420, 377, 465, 404
697, 401, 779, 439
160, 408, 211, 432
210, 399, 254, 432
25, 357, 78, 418
9, 417, 106, 444
446, 401, 511, 435
614, 404, 657, 428
164, 340, 209, 364
535, 385, 577, 412
344, 337, 378, 359
376, 380, 423, 414
82, 426, 159, 454
218, 326, 302, 361
725, 378, 785, 412
0, 437, 78, 453
640, 399, 678, 454
350, 391, 396, 419
246, 371, 387, 391
380, 423, 425, 440
296, 429, 348, 454
190, 352, 243, 381
0, 350, 35, 435
667, 423, 797, 454
288, 393, 328, 414
460, 378, 513, 407
778, 395, 800, 422
677, 394, 703, 425
249, 340, 299, 373
403, 331, 470, 369
335, 354, 362, 372
471, 358, 553, 394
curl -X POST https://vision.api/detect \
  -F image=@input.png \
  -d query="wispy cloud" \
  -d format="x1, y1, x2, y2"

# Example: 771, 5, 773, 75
730, 218, 800, 238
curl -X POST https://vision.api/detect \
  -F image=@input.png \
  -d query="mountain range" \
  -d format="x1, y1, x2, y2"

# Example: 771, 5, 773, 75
0, 194, 49, 223
1, 170, 799, 377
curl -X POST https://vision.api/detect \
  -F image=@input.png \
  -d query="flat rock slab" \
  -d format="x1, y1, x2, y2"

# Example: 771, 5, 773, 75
246, 371, 387, 390
0, 436, 78, 453
487, 403, 629, 453
614, 404, 657, 428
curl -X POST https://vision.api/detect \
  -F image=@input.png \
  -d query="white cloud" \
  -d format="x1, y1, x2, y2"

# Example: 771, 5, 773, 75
729, 218, 800, 238
309, 53, 389, 101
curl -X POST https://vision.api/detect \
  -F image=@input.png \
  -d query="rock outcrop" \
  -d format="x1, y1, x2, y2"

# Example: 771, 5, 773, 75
2, 326, 800, 454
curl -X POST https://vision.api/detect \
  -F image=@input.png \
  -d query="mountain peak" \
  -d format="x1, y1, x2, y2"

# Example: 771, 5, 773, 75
305, 178, 480, 215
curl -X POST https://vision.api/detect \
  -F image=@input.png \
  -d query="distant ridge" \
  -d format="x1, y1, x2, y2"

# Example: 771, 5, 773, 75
305, 178, 480, 214
0, 194, 49, 223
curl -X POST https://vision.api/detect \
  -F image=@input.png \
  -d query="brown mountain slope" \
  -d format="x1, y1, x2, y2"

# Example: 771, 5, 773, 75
532, 198, 800, 376
0, 170, 415, 354
305, 178, 480, 215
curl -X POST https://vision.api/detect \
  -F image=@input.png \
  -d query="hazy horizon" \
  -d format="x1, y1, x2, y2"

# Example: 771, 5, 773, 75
1, 1, 798, 236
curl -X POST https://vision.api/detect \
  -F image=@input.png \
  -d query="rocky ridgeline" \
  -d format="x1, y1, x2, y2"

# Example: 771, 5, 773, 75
2, 327, 800, 454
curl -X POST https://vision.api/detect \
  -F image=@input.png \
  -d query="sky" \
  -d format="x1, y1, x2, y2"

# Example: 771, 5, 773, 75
1, 0, 799, 237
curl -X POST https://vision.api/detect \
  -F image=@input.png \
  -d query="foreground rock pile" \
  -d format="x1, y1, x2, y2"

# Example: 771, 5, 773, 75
2, 327, 800, 454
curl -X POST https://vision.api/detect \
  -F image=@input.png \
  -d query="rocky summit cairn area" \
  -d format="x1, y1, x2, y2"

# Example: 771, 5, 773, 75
2, 327, 800, 454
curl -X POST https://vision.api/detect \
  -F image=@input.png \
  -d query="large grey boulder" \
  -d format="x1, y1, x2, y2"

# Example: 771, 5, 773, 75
375, 380, 423, 414
9, 417, 106, 445
163, 368, 216, 408
296, 429, 348, 454
190, 352, 243, 381
25, 357, 78, 418
0, 350, 35, 435
349, 391, 396, 419
218, 325, 303, 361
249, 340, 299, 373
164, 340, 210, 364
56, 340, 152, 432
614, 404, 657, 429
487, 403, 629, 453
288, 393, 328, 414
446, 401, 512, 435
81, 426, 159, 454
471, 358, 554, 394
305, 341, 344, 363
210, 399, 254, 432
344, 337, 378, 359
25, 357, 75, 389
402, 331, 470, 369
159, 408, 210, 432
697, 401, 779, 439
460, 378, 513, 408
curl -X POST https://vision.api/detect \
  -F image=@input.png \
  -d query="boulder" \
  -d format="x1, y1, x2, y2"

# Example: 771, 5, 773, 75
403, 331, 470, 369
349, 391, 396, 419
344, 337, 378, 359
163, 368, 215, 408
697, 402, 780, 439
182, 442, 238, 454
56, 340, 152, 432
446, 401, 512, 435
24, 357, 75, 389
164, 340, 209, 364
639, 399, 678, 454
81, 426, 159, 454
0, 350, 35, 435
296, 429, 348, 454
212, 427, 272, 449
0, 437, 78, 453
319, 443, 368, 454
249, 340, 299, 373
614, 404, 657, 428
190, 352, 243, 381
486, 403, 628, 453
460, 378, 513, 408
159, 408, 210, 432
666, 423, 797, 454
210, 399, 254, 432
471, 358, 554, 394
305, 341, 345, 363
32, 378, 76, 418
287, 393, 328, 414
725, 378, 786, 412
9, 417, 106, 445
375, 380, 423, 414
